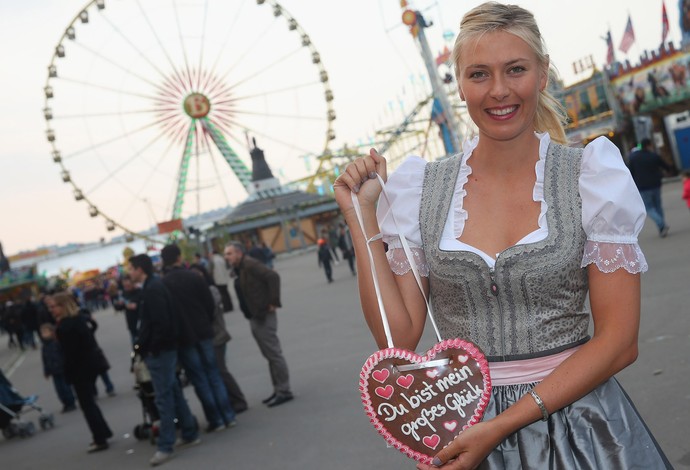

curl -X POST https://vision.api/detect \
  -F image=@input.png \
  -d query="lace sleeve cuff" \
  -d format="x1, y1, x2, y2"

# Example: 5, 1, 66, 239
385, 247, 430, 277
581, 241, 648, 274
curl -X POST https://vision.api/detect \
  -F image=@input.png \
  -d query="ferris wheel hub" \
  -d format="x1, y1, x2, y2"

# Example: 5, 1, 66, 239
183, 93, 211, 119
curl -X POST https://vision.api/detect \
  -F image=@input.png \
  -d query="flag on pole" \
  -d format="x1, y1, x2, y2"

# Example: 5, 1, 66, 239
619, 15, 636, 53
661, 1, 670, 44
604, 30, 615, 65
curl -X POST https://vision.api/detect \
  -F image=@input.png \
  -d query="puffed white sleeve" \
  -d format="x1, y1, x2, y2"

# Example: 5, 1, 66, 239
375, 156, 429, 276
579, 137, 648, 273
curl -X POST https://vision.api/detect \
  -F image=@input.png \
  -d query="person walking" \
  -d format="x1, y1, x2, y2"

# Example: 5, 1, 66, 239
161, 244, 236, 432
681, 170, 690, 214
333, 2, 670, 468
338, 223, 356, 275
317, 238, 334, 283
129, 254, 200, 467
189, 264, 248, 413
224, 241, 293, 407
628, 137, 673, 237
46, 292, 112, 453
39, 323, 76, 413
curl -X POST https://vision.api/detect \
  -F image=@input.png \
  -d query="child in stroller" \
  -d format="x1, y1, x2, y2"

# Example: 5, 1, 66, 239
131, 351, 159, 443
130, 352, 195, 444
0, 369, 54, 439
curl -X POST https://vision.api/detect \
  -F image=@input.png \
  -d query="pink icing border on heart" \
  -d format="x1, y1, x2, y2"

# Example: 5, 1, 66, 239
359, 338, 492, 465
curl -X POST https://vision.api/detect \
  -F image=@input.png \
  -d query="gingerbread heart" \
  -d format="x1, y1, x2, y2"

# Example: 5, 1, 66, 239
360, 338, 492, 464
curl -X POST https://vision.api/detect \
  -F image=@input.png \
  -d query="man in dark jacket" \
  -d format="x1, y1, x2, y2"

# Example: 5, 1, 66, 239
111, 274, 141, 346
224, 241, 293, 407
628, 138, 673, 237
161, 244, 236, 432
130, 254, 199, 466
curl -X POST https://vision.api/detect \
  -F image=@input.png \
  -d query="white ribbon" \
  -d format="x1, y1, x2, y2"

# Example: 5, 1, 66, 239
350, 174, 442, 349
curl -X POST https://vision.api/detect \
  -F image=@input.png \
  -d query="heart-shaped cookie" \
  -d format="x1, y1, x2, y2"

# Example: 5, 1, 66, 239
360, 338, 491, 464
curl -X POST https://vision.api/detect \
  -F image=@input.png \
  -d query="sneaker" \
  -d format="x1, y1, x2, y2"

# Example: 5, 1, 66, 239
660, 226, 670, 238
87, 442, 109, 453
226, 420, 237, 428
107, 390, 117, 397
150, 451, 172, 466
205, 423, 226, 433
175, 437, 201, 448
261, 393, 276, 404
267, 393, 294, 408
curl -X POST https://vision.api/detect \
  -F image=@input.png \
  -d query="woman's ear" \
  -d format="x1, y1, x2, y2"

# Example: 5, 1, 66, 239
540, 55, 550, 92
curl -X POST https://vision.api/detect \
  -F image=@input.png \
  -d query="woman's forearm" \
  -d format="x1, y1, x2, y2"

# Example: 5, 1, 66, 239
343, 204, 425, 350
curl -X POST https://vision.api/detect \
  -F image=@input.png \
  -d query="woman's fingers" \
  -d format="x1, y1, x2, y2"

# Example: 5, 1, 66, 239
333, 149, 387, 198
369, 148, 387, 181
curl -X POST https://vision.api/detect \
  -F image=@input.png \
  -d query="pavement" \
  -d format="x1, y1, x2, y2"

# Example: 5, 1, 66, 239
1, 180, 689, 469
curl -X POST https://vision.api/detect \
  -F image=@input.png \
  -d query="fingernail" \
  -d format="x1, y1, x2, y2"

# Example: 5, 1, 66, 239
432, 457, 442, 467
353, 184, 360, 193
369, 172, 376, 179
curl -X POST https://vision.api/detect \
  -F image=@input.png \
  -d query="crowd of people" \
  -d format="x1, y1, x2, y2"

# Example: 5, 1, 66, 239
0, 240, 293, 467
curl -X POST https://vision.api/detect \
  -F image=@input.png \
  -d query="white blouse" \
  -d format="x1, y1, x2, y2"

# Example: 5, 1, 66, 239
376, 133, 648, 275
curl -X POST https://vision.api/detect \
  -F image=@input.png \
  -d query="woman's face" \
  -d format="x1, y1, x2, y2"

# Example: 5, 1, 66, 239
45, 298, 64, 320
457, 30, 546, 143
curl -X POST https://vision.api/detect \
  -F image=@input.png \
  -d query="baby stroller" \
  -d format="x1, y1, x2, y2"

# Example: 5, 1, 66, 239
131, 352, 159, 444
0, 369, 54, 439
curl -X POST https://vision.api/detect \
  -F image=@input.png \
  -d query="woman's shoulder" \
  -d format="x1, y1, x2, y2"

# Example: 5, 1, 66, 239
388, 155, 427, 182
582, 136, 624, 163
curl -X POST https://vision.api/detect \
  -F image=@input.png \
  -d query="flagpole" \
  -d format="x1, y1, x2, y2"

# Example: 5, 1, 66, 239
628, 10, 643, 65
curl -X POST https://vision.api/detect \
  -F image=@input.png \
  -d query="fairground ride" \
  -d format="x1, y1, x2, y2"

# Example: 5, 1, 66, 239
44, 0, 335, 242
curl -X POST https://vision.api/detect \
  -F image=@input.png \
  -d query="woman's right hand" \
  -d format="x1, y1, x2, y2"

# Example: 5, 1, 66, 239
333, 148, 387, 212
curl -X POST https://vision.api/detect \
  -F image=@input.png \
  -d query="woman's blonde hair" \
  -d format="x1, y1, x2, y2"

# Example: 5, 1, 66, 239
49, 291, 80, 317
450, 2, 567, 144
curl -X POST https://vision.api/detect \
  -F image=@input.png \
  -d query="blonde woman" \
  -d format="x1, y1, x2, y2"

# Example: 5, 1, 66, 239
334, 2, 670, 469
47, 291, 112, 453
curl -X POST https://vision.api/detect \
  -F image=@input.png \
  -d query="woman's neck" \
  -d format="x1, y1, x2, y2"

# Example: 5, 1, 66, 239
471, 132, 541, 175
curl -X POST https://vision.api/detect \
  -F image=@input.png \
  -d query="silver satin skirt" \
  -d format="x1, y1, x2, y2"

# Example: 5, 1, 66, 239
478, 378, 672, 469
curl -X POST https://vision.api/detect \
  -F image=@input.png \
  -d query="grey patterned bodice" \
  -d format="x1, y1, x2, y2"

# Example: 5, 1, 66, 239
419, 143, 589, 361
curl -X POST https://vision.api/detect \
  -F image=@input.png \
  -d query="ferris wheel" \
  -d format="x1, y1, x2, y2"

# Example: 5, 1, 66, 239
44, 0, 335, 240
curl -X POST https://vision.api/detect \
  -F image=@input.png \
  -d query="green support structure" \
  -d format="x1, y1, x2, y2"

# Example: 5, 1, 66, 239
171, 124, 196, 220
200, 117, 253, 190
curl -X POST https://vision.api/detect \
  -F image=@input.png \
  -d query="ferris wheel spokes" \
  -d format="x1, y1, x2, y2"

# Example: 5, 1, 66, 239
63, 117, 172, 161
84, 126, 172, 198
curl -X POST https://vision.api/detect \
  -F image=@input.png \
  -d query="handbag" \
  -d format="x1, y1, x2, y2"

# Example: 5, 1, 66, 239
351, 176, 492, 464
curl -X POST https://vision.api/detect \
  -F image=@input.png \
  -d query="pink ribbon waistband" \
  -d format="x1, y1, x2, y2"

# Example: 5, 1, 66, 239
489, 346, 581, 386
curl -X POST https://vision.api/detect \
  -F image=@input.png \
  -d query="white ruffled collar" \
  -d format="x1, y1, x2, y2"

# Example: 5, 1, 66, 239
448, 132, 551, 240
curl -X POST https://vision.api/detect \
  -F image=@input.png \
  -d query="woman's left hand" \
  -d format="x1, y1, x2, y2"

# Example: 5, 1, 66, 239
415, 421, 504, 470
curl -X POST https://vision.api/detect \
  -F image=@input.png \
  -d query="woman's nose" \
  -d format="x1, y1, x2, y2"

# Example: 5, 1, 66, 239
489, 76, 509, 100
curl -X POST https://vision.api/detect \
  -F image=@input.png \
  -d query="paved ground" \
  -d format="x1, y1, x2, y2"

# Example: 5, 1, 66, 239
1, 180, 689, 469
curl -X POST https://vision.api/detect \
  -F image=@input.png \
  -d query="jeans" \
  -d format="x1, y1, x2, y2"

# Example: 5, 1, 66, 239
100, 372, 115, 394
639, 188, 666, 231
52, 373, 75, 408
144, 349, 198, 453
179, 339, 236, 427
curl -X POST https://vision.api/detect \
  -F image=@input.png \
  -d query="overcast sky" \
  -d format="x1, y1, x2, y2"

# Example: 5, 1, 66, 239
0, 0, 681, 255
